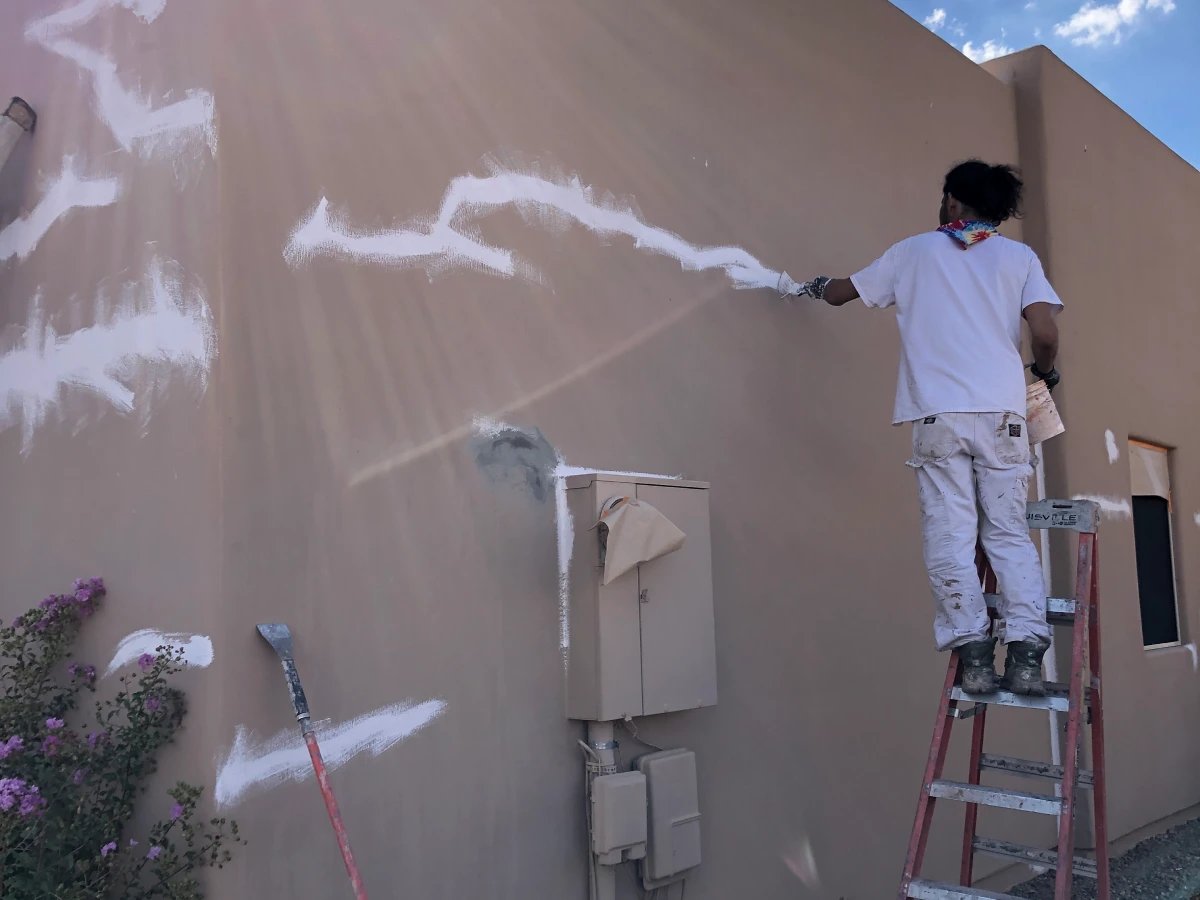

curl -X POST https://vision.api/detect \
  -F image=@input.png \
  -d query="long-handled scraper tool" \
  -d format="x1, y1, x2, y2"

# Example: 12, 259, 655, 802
256, 623, 369, 899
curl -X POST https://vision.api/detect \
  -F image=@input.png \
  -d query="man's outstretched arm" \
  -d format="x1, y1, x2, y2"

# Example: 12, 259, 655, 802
791, 275, 860, 306
821, 278, 860, 307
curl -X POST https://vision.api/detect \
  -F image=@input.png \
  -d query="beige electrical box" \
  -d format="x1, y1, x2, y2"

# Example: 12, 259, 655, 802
564, 473, 717, 721
591, 771, 647, 863
638, 748, 702, 888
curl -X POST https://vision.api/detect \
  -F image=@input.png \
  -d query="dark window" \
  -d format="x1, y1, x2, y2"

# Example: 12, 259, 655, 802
1132, 495, 1180, 647
1128, 440, 1180, 649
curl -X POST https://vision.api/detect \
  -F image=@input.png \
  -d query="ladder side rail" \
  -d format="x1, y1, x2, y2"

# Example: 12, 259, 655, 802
1052, 532, 1095, 899
900, 656, 964, 899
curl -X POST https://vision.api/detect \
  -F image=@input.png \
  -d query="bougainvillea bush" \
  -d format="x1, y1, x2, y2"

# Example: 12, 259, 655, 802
0, 579, 242, 898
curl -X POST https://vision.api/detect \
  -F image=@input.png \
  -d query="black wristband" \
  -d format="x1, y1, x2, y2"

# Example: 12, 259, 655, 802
1030, 363, 1060, 389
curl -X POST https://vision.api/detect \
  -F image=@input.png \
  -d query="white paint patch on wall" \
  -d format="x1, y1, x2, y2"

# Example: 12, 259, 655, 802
0, 255, 216, 453
26, 0, 217, 162
284, 167, 782, 291
44, 39, 217, 160
0, 162, 121, 263
553, 472, 573, 652
25, 0, 165, 43
1105, 429, 1119, 464
213, 699, 447, 809
103, 628, 214, 677
1072, 494, 1132, 518
1194, 512, 1200, 527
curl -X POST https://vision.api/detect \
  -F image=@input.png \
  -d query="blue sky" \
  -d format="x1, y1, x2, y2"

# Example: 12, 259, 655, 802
889, 0, 1199, 169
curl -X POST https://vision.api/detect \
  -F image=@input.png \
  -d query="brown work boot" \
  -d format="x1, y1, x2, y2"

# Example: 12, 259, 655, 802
958, 638, 999, 695
1001, 638, 1051, 696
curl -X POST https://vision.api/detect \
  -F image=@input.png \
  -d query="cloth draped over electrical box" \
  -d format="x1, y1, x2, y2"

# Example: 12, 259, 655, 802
593, 495, 686, 585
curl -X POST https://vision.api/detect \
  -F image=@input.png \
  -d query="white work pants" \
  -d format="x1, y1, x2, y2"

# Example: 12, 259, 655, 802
907, 412, 1050, 651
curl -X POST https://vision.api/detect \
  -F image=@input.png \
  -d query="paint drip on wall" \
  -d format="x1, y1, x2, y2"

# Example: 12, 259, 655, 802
1104, 429, 1119, 464
26, 0, 217, 164
0, 255, 217, 453
103, 628, 214, 677
0, 161, 121, 264
213, 699, 446, 809
284, 163, 782, 291
469, 416, 679, 655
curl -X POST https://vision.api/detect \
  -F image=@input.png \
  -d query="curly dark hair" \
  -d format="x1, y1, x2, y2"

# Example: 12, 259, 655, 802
943, 160, 1024, 223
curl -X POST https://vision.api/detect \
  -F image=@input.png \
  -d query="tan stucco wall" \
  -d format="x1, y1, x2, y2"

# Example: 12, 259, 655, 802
2, 2, 1194, 898
989, 46, 1200, 847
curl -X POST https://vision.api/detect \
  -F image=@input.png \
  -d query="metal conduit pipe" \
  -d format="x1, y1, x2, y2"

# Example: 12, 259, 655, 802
584, 721, 618, 900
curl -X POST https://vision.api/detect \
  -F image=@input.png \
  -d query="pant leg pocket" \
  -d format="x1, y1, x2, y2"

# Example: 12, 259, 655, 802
994, 414, 1031, 466
908, 416, 957, 468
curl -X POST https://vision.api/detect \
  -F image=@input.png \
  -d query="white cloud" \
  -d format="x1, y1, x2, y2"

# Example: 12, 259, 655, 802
962, 39, 1017, 62
920, 6, 965, 37
1054, 0, 1176, 47
1025, 1, 1038, 8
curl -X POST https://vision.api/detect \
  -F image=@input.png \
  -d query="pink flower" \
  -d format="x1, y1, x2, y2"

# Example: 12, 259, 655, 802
87, 730, 108, 750
41, 735, 62, 756
100, 841, 117, 857
72, 768, 87, 785
169, 801, 184, 820
137, 653, 156, 671
128, 838, 139, 847
147, 845, 163, 861
45, 717, 64, 730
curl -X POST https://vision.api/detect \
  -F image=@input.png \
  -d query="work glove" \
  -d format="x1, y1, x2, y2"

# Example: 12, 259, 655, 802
1029, 362, 1061, 393
777, 272, 831, 300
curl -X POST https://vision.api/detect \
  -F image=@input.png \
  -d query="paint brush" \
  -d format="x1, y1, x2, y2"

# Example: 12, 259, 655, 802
256, 623, 369, 900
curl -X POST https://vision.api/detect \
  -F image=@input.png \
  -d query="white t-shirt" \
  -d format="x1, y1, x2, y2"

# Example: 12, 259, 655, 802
851, 231, 1063, 424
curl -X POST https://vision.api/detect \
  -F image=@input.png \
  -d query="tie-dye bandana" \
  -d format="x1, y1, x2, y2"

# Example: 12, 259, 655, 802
937, 219, 998, 249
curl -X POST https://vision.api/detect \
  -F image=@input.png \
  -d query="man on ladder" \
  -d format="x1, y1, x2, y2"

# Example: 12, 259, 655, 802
788, 160, 1062, 696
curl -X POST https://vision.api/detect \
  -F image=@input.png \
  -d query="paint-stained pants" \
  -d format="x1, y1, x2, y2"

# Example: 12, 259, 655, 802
907, 412, 1051, 651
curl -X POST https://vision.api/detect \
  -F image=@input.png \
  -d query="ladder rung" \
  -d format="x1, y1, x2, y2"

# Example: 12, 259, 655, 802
950, 683, 1084, 713
984, 594, 1077, 621
979, 753, 1094, 788
928, 779, 1063, 815
908, 878, 1020, 899
972, 837, 1098, 878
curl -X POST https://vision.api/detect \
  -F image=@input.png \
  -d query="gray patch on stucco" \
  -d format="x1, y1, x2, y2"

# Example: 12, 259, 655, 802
470, 425, 557, 502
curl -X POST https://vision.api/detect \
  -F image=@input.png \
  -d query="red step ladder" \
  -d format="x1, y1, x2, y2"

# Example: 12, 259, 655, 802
899, 499, 1111, 899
